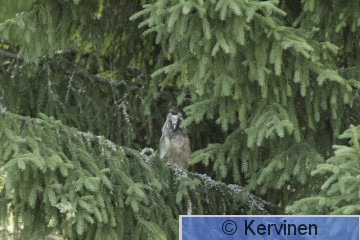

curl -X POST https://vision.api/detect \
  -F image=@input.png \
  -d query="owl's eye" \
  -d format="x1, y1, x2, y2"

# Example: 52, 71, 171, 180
167, 121, 172, 129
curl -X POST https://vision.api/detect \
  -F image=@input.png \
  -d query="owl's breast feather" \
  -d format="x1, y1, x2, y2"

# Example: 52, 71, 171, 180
170, 134, 188, 148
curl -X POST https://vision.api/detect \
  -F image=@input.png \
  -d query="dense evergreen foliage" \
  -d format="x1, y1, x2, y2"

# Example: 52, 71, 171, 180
0, 0, 359, 239
0, 112, 270, 239
132, 0, 360, 207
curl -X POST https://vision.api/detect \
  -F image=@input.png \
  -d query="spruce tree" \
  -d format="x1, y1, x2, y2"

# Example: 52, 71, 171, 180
132, 0, 357, 206
0, 0, 359, 239
0, 112, 270, 239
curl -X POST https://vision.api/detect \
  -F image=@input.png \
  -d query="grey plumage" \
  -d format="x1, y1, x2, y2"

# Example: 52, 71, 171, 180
160, 113, 190, 168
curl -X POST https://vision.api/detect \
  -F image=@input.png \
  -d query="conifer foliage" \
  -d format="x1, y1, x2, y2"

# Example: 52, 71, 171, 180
133, 0, 357, 206
288, 125, 360, 215
0, 112, 270, 239
0, 0, 360, 239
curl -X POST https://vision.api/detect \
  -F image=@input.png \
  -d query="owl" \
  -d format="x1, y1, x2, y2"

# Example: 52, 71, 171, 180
160, 113, 191, 168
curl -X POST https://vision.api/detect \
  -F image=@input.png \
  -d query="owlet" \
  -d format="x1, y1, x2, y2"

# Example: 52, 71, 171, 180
160, 113, 190, 168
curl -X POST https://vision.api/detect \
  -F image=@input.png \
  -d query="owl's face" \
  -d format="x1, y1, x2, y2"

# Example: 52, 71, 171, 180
166, 113, 183, 131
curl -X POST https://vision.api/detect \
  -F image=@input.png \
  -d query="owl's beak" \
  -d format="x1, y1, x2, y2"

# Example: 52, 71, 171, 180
171, 120, 178, 130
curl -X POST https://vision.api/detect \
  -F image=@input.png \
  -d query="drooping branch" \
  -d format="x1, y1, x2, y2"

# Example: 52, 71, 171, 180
0, 49, 26, 61
0, 49, 144, 85
0, 111, 275, 218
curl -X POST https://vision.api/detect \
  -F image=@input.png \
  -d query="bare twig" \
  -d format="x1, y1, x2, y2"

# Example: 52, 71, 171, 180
0, 49, 26, 62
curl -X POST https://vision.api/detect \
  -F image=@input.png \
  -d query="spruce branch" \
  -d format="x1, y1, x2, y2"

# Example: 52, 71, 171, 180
0, 49, 25, 62
0, 112, 274, 238
188, 172, 276, 214
0, 49, 143, 85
